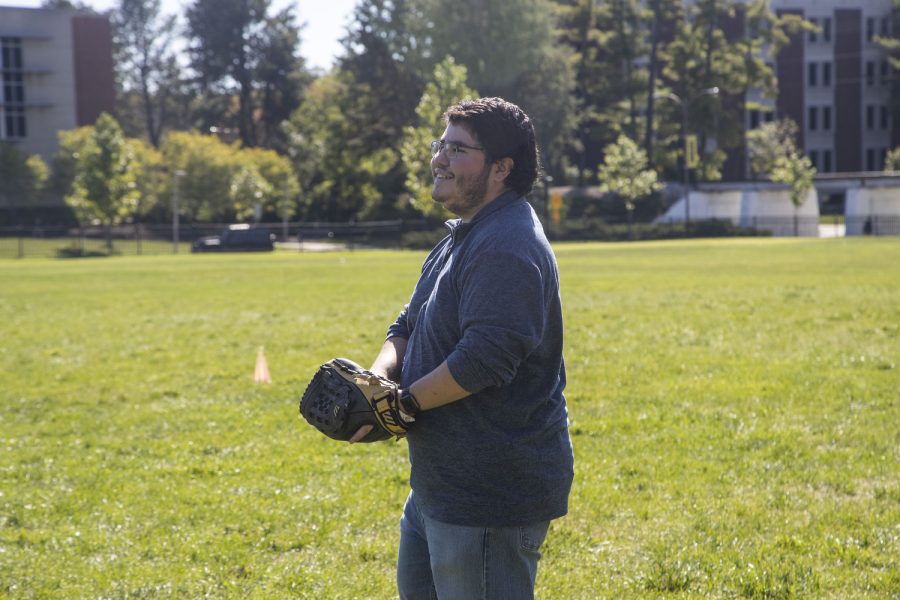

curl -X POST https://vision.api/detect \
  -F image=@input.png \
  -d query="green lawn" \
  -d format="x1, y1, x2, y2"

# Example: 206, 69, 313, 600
1, 239, 897, 598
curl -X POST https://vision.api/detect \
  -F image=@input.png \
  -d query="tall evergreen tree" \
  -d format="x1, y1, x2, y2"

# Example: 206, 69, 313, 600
186, 0, 307, 148
112, 0, 183, 147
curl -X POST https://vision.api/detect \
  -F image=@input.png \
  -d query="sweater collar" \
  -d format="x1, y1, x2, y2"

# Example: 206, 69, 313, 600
445, 190, 522, 243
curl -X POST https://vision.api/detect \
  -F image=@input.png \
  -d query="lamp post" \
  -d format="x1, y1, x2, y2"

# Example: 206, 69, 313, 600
653, 87, 719, 225
172, 169, 186, 253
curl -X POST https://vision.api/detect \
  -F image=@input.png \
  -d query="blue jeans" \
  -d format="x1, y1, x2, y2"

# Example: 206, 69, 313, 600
397, 492, 551, 600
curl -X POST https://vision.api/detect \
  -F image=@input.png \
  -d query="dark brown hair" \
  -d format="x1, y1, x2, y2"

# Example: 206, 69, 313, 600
444, 97, 539, 196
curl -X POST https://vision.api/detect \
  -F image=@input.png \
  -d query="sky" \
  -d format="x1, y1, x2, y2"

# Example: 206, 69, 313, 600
1, 0, 359, 72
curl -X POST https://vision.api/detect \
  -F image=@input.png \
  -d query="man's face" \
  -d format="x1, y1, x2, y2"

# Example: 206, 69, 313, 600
430, 123, 492, 221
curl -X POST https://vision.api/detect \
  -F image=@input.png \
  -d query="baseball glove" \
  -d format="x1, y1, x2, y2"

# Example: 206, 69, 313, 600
299, 357, 411, 443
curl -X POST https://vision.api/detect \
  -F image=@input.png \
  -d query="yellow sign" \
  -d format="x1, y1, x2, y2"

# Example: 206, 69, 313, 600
550, 192, 562, 225
550, 192, 562, 211
685, 135, 699, 169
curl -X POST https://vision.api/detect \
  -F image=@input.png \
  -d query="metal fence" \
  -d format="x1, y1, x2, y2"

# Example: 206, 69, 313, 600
0, 221, 420, 259
1, 215, 898, 259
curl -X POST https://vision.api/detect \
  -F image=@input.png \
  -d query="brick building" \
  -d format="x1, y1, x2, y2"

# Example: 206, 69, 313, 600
0, 6, 115, 163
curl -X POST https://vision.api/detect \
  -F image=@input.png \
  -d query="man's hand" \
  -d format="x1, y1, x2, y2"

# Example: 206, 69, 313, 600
299, 358, 411, 443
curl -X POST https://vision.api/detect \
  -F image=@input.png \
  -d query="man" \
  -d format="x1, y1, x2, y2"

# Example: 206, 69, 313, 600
368, 97, 573, 599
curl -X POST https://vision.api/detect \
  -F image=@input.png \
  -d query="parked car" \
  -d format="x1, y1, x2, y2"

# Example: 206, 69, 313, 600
191, 225, 275, 253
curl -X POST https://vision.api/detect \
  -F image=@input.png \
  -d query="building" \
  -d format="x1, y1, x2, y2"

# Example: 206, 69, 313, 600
0, 6, 114, 164
745, 0, 897, 176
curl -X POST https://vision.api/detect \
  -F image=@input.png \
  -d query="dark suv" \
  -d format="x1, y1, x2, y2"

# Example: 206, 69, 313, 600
191, 225, 275, 253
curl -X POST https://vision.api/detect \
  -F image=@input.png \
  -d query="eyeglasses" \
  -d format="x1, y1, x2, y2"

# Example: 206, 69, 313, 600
430, 139, 484, 158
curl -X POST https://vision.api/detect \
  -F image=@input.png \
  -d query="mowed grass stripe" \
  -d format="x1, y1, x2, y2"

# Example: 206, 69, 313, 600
1, 238, 897, 598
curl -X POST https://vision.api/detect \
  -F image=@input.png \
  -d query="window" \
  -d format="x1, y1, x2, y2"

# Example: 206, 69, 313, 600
823, 18, 832, 42
867, 17, 876, 42
749, 110, 760, 129
881, 105, 889, 130
881, 61, 890, 86
866, 61, 876, 86
1, 37, 27, 140
808, 18, 818, 43
823, 150, 832, 173
809, 106, 818, 131
823, 62, 832, 87
808, 62, 817, 86
882, 17, 891, 37
764, 111, 774, 123
823, 106, 832, 131
809, 150, 819, 170
866, 105, 875, 129
866, 148, 876, 171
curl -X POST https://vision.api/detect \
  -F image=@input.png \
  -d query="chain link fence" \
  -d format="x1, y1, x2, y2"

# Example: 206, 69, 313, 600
1, 215, 898, 259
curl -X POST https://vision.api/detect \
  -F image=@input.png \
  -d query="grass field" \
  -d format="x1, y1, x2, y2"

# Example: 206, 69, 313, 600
1, 238, 898, 598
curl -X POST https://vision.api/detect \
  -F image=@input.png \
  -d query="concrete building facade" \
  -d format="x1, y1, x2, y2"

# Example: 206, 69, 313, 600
746, 0, 896, 176
0, 6, 114, 163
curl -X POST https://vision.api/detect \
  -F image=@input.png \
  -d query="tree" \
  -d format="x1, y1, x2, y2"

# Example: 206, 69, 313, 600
884, 147, 900, 171
597, 134, 661, 233
186, 0, 307, 148
0, 144, 49, 217
161, 131, 236, 222
412, 0, 576, 179
771, 150, 816, 209
65, 114, 141, 243
285, 72, 391, 221
112, 0, 183, 147
400, 57, 477, 216
255, 6, 311, 151
240, 146, 301, 220
746, 118, 816, 234
746, 119, 799, 179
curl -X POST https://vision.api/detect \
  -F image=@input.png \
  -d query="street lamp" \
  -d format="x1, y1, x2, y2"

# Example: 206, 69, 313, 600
172, 169, 186, 253
653, 86, 719, 225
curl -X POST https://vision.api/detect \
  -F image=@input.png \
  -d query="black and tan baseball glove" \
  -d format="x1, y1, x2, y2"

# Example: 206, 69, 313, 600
299, 357, 413, 443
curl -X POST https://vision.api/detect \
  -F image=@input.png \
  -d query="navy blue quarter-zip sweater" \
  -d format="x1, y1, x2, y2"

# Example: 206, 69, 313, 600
387, 191, 574, 527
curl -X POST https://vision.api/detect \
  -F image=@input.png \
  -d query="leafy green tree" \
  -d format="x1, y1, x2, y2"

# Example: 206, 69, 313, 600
286, 72, 403, 221
412, 0, 575, 178
597, 134, 661, 232
400, 57, 477, 216
65, 114, 141, 241
747, 118, 815, 221
240, 146, 301, 220
161, 131, 237, 221
229, 166, 272, 222
884, 147, 900, 171
112, 0, 183, 147
0, 144, 49, 208
658, 0, 805, 182
746, 119, 799, 179
771, 150, 816, 209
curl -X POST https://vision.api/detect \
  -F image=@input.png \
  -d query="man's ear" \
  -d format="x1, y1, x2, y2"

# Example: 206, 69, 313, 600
492, 157, 514, 182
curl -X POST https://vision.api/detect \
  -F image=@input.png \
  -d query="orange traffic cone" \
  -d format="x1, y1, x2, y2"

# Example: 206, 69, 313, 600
254, 348, 272, 384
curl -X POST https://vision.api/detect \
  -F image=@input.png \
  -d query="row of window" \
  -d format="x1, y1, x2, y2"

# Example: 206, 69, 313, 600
808, 61, 893, 88
865, 60, 892, 87
808, 106, 832, 132
0, 37, 26, 139
808, 62, 832, 87
806, 16, 891, 45
866, 147, 890, 172
866, 17, 892, 43
806, 148, 894, 173
807, 150, 833, 173
865, 104, 891, 131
